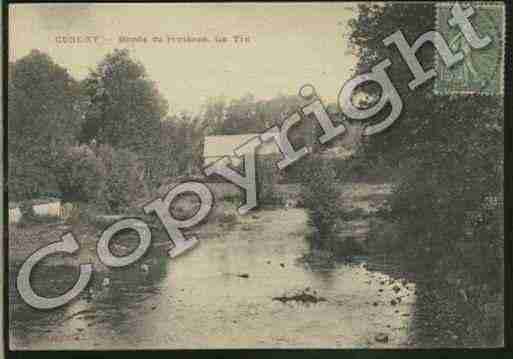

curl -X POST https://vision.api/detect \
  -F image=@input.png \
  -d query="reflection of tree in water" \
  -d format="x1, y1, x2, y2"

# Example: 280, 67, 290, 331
91, 252, 170, 335
9, 264, 87, 347
296, 232, 350, 287
296, 235, 336, 284
10, 244, 172, 346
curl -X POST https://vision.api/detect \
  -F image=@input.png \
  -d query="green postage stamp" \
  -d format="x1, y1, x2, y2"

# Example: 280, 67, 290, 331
435, 2, 505, 95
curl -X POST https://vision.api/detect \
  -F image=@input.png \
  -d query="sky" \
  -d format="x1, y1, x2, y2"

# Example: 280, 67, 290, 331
9, 3, 359, 115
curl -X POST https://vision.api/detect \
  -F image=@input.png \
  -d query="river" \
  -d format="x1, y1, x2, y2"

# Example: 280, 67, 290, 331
9, 204, 422, 349
11, 180, 489, 349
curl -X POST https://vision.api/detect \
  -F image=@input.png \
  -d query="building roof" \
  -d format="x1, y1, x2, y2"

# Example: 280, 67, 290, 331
203, 133, 280, 159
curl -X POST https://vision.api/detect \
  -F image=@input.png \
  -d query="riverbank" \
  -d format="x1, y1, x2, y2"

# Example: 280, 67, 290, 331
8, 199, 243, 271
303, 180, 503, 348
9, 221, 107, 269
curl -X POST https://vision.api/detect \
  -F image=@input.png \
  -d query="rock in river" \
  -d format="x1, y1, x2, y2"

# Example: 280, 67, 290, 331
375, 333, 389, 343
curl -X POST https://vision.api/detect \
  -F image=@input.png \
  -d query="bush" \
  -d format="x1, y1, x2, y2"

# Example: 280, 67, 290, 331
96, 144, 148, 212
300, 156, 343, 237
256, 154, 283, 206
61, 202, 115, 231
52, 144, 148, 213
386, 157, 503, 280
8, 154, 61, 202
53, 145, 106, 202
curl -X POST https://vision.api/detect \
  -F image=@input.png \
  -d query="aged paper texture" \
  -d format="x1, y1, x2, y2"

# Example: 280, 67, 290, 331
7, 2, 505, 350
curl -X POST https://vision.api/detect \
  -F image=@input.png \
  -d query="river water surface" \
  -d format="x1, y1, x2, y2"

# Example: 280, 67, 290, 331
10, 206, 422, 349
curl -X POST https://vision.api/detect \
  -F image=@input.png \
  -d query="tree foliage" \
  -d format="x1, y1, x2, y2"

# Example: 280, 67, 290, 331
8, 50, 85, 200
348, 3, 503, 343
79, 49, 168, 155
202, 94, 305, 135
53, 145, 106, 202
300, 156, 343, 237
148, 113, 206, 187
95, 144, 148, 212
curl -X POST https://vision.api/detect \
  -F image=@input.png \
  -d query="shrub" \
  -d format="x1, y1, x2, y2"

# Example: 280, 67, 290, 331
256, 154, 283, 206
53, 144, 148, 213
96, 144, 148, 212
300, 156, 343, 237
53, 145, 106, 202
9, 153, 63, 202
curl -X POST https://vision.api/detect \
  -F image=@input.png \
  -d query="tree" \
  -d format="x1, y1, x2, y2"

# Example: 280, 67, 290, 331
149, 113, 206, 186
348, 3, 503, 344
79, 49, 168, 157
300, 157, 339, 234
202, 94, 305, 135
8, 50, 85, 200
96, 144, 148, 212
